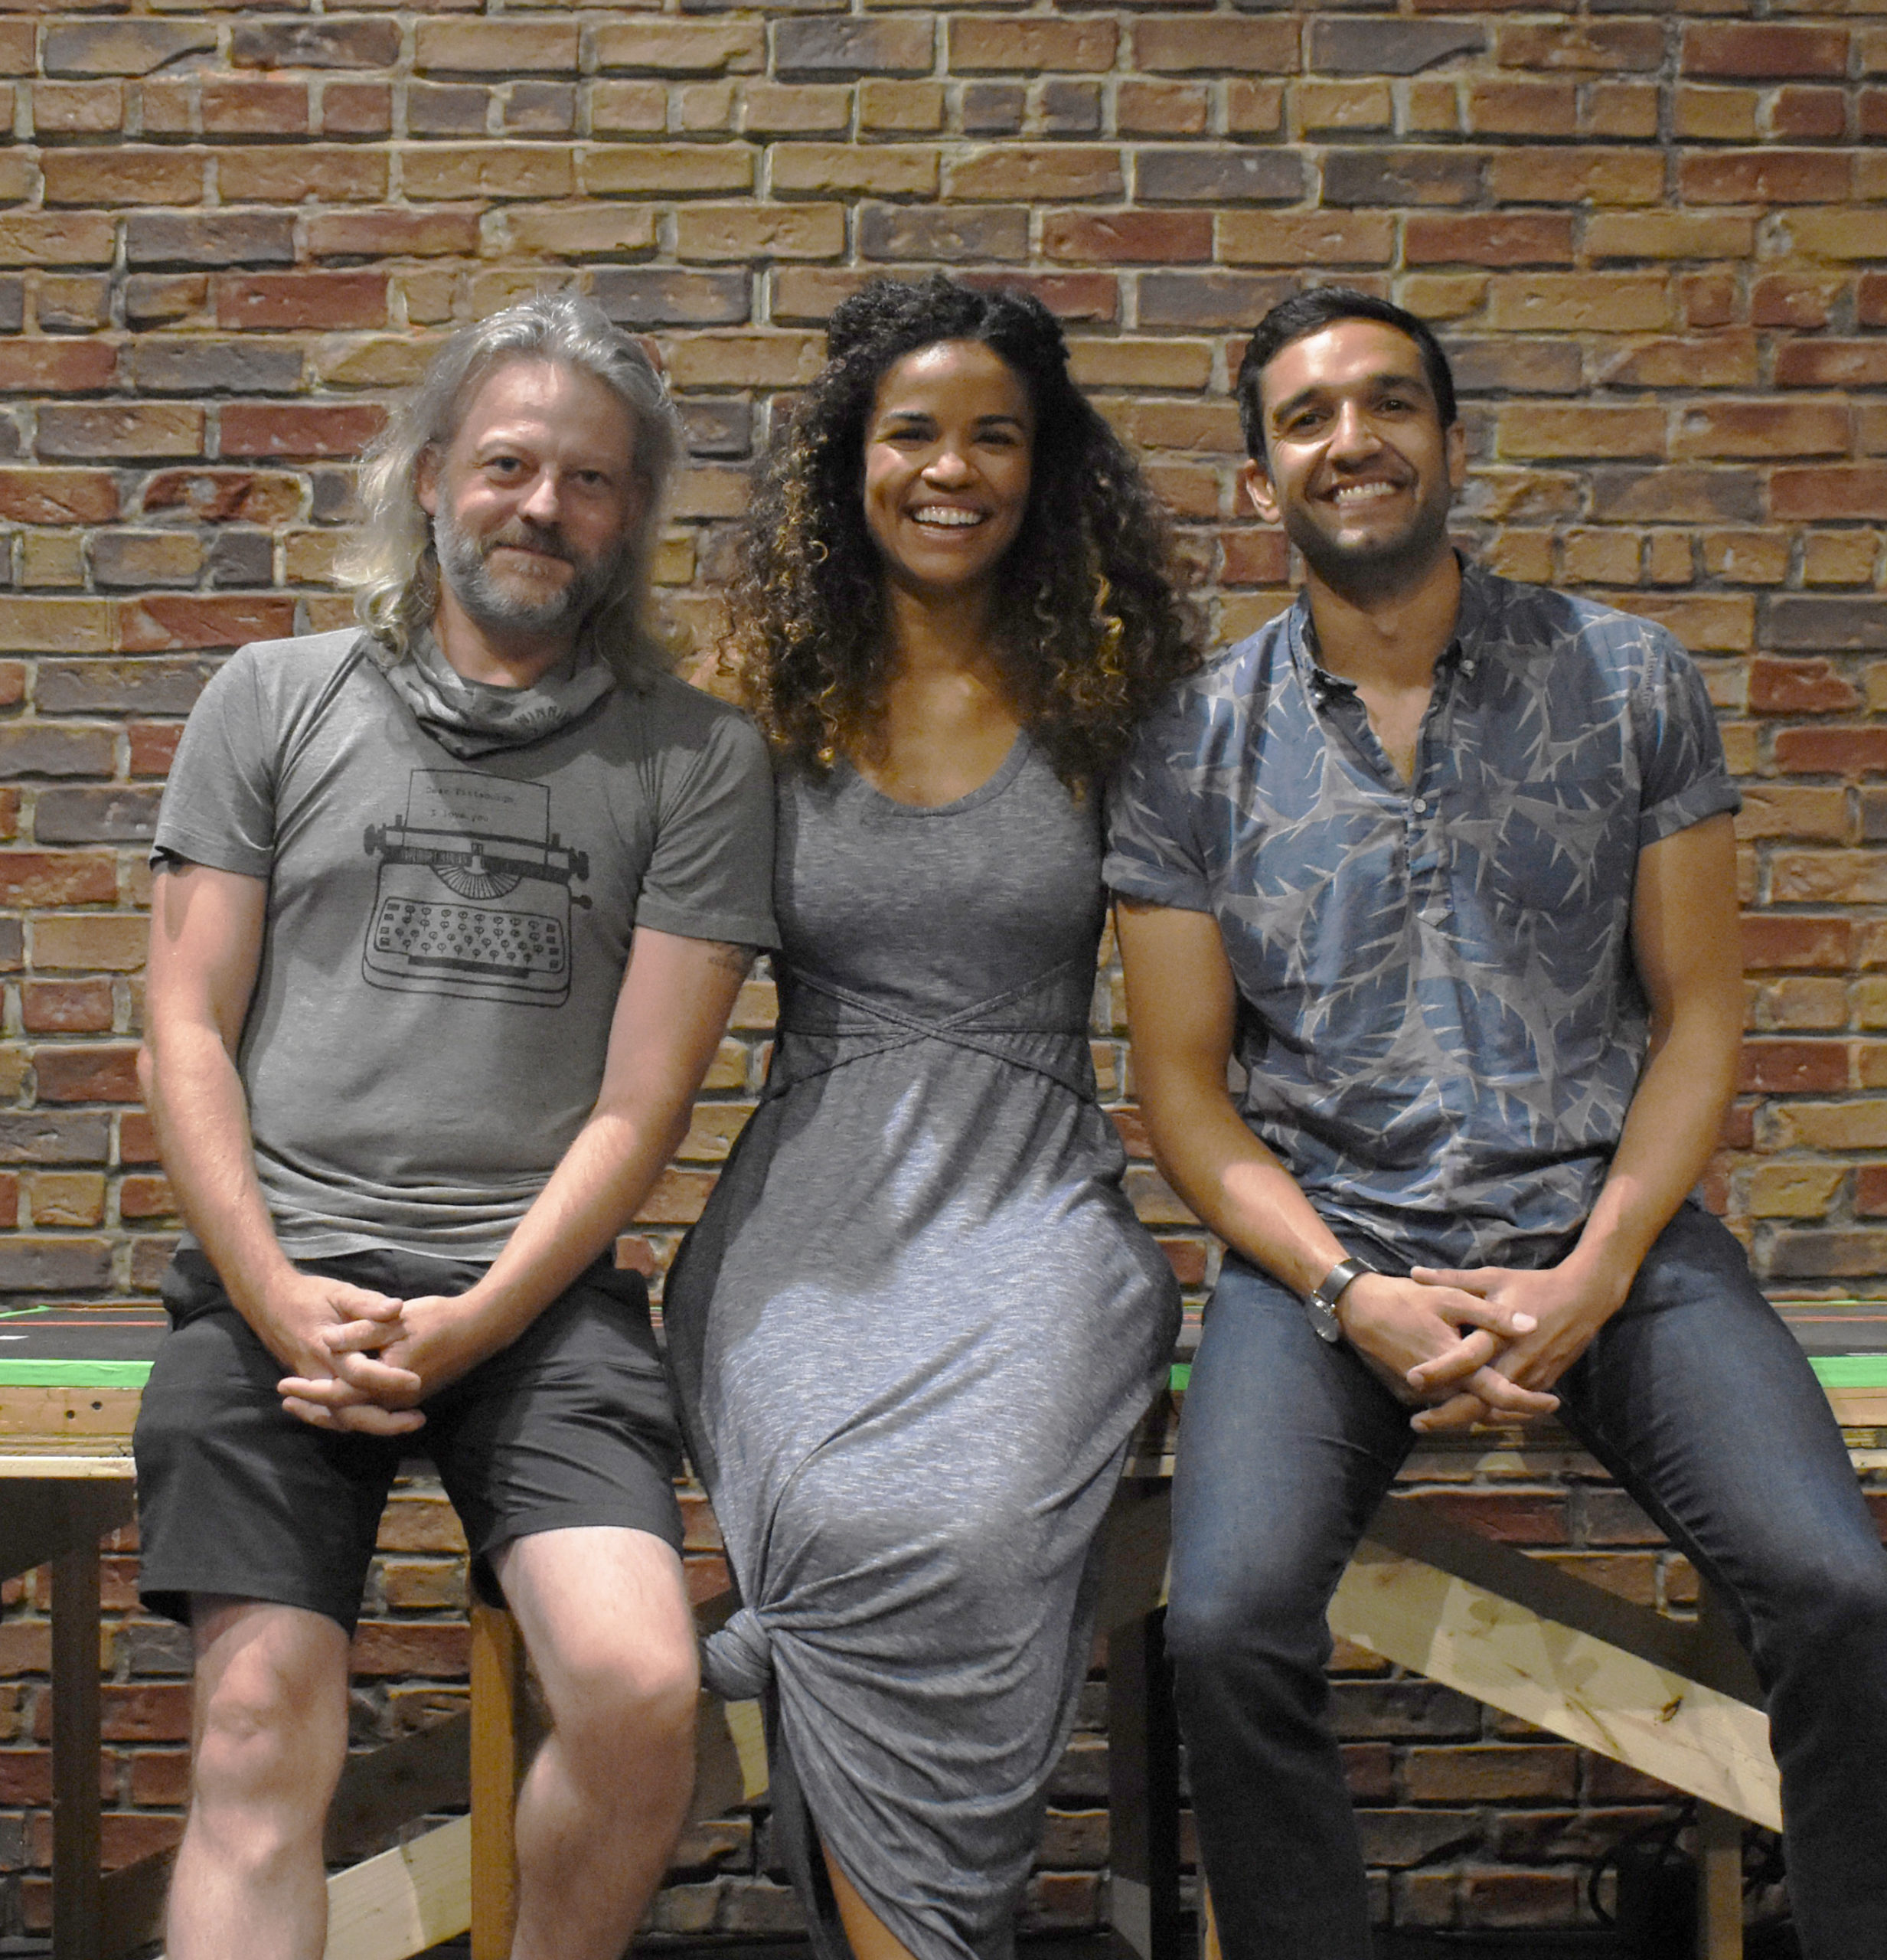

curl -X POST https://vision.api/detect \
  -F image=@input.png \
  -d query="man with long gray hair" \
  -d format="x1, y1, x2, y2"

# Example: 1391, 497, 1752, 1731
133, 294, 778, 1960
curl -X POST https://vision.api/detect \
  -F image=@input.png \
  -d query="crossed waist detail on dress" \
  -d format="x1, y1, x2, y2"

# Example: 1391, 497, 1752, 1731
765, 959, 1098, 1102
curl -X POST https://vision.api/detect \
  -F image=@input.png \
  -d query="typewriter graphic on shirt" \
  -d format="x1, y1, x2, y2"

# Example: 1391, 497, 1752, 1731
361, 769, 589, 1007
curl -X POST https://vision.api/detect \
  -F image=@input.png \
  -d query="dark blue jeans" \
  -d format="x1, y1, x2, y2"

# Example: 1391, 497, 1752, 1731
1167, 1201, 1887, 1959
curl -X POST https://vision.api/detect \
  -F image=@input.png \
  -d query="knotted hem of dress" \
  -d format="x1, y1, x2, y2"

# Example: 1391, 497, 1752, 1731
702, 1609, 1020, 1960
702, 1605, 772, 1702
766, 1677, 1021, 1960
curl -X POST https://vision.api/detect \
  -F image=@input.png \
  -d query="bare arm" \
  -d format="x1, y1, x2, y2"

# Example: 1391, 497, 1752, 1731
1409, 812, 1743, 1419
142, 864, 414, 1415
1115, 899, 1554, 1421
286, 929, 754, 1423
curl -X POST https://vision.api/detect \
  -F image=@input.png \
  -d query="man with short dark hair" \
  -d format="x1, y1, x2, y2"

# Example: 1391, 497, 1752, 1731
135, 295, 777, 1960
1109, 288, 1887, 1957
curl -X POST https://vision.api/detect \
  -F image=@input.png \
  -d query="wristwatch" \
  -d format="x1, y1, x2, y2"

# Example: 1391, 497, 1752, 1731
1305, 1254, 1373, 1344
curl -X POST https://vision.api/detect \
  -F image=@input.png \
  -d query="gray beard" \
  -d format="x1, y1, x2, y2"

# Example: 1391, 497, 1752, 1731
433, 505, 617, 638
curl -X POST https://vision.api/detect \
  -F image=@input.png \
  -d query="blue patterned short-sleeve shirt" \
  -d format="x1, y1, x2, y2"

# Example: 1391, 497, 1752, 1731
1105, 560, 1742, 1271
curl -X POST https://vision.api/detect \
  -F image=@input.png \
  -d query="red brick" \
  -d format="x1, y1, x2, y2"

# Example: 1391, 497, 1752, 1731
1675, 401, 1849, 462
216, 272, 387, 332
1683, 24, 1849, 80
306, 211, 482, 261
1133, 18, 1298, 75
416, 20, 579, 74
1750, 656, 1861, 714
119, 596, 295, 652
948, 147, 1122, 204
1768, 87, 1848, 143
142, 470, 301, 526
119, 1174, 175, 1219
1738, 1040, 1848, 1093
220, 403, 387, 460
950, 18, 1118, 74
1752, 275, 1839, 332
1777, 342, 1887, 390
33, 1044, 141, 1104
42, 150, 203, 208
1405, 214, 1574, 267
22, 981, 113, 1034
0, 341, 118, 394
349, 1621, 470, 1677
0, 470, 118, 525
215, 149, 389, 206
1218, 210, 1393, 268
1680, 150, 1852, 204
200, 78, 309, 137
1772, 467, 1887, 524
1043, 211, 1210, 266
1776, 730, 1887, 778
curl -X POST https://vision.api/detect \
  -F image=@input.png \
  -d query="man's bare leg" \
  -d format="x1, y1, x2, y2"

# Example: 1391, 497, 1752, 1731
495, 1525, 699, 1960
165, 1598, 351, 1960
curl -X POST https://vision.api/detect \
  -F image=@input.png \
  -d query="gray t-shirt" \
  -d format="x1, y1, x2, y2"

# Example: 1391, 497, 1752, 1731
153, 629, 778, 1261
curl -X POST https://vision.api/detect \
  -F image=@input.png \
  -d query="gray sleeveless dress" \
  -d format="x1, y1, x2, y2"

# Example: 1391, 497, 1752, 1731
663, 735, 1180, 1960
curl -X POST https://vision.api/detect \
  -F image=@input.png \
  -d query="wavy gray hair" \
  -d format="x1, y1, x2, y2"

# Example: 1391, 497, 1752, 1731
338, 293, 684, 682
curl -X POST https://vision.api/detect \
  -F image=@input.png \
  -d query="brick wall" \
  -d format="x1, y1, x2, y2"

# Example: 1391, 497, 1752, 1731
0, 0, 1883, 1941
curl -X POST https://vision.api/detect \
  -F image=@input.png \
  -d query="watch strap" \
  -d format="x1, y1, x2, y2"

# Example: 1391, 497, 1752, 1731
1305, 1254, 1373, 1344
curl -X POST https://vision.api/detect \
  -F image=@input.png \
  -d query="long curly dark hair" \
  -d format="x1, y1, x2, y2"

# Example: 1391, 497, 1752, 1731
724, 273, 1202, 790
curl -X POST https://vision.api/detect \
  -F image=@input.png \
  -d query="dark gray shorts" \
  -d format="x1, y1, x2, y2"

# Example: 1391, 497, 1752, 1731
134, 1246, 684, 1634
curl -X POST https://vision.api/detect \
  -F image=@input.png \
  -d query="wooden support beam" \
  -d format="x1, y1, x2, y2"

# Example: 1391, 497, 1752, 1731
1095, 1481, 1171, 1635
1330, 1540, 1780, 1831
321, 1816, 472, 1960
1108, 1609, 1182, 1960
469, 1603, 524, 1960
50, 1540, 103, 1960
0, 1480, 135, 1588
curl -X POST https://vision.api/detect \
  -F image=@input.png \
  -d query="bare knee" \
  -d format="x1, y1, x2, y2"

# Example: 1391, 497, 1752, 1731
545, 1625, 700, 1768
189, 1604, 348, 1831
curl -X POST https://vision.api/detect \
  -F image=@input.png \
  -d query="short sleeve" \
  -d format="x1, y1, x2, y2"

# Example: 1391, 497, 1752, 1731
1102, 711, 1214, 914
1635, 635, 1743, 850
636, 706, 779, 949
150, 646, 277, 877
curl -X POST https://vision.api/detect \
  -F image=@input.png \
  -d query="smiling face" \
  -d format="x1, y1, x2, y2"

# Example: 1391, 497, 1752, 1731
420, 357, 640, 644
1242, 318, 1465, 601
860, 339, 1035, 603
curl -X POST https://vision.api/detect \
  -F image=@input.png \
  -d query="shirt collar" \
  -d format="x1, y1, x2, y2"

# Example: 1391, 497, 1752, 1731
1287, 552, 1489, 702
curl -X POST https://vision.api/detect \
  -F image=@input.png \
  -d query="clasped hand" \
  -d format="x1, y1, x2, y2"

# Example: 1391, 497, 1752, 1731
266, 1279, 492, 1436
1342, 1261, 1625, 1432
1339, 1269, 1569, 1433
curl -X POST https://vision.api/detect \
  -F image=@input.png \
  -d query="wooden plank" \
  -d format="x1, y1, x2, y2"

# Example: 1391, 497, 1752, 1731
469, 1604, 524, 1960
51, 1541, 103, 1960
325, 1714, 472, 1866
320, 1815, 471, 1960
1330, 1542, 1781, 1831
1364, 1498, 1761, 1706
0, 1452, 133, 1478
1696, 1804, 1743, 1960
1828, 1387, 1887, 1425
0, 1387, 142, 1440
1108, 1610, 1181, 1960
102, 1715, 479, 1960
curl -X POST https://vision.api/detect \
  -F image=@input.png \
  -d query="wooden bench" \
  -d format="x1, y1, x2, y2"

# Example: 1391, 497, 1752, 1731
1108, 1308, 1887, 1960
5, 1300, 1882, 1960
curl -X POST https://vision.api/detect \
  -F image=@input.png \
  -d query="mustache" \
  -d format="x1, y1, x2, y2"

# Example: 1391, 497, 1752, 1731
481, 520, 575, 564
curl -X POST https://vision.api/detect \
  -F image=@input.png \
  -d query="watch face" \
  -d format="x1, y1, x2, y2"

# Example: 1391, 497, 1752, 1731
1307, 1296, 1343, 1343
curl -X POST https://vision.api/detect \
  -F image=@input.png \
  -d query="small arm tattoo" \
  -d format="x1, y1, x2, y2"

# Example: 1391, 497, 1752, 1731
708, 942, 756, 979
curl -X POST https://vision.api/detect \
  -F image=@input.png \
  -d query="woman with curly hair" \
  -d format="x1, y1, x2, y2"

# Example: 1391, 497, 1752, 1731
663, 273, 1200, 1960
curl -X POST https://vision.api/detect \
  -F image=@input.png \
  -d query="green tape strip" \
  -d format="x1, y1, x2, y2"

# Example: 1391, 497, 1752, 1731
1169, 1362, 1191, 1393
0, 1361, 153, 1387
1810, 1354, 1887, 1388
